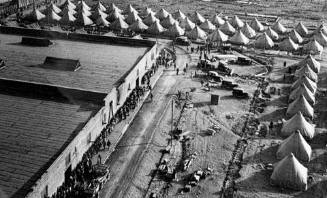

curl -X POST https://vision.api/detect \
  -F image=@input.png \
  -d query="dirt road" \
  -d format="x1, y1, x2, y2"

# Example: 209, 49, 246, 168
99, 45, 190, 198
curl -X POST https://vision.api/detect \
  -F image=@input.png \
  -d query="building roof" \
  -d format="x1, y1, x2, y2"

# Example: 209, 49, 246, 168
0, 81, 102, 197
0, 33, 148, 93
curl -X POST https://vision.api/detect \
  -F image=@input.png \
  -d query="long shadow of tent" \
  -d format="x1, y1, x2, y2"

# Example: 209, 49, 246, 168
295, 180, 327, 198
235, 169, 299, 195
242, 143, 279, 166
258, 108, 287, 122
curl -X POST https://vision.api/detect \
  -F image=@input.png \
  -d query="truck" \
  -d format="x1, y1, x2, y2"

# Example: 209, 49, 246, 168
232, 88, 249, 99
221, 80, 238, 90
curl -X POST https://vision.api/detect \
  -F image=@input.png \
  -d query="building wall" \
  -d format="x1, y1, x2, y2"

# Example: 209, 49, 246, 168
26, 106, 106, 198
105, 43, 158, 116
25, 42, 158, 198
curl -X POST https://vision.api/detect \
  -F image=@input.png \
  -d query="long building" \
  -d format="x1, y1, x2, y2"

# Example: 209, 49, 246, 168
0, 27, 158, 198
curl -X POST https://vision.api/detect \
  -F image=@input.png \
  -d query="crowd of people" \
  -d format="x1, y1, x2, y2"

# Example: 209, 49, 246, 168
47, 53, 170, 198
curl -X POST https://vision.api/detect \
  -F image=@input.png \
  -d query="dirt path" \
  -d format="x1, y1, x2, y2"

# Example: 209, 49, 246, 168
99, 45, 191, 198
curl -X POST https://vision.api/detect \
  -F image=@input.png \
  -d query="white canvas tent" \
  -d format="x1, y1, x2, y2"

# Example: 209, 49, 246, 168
110, 17, 129, 30
141, 7, 155, 17
43, 10, 61, 23
313, 24, 327, 36
156, 8, 169, 20
290, 29, 303, 44
229, 30, 249, 45
313, 31, 327, 47
207, 28, 228, 43
282, 111, 315, 139
199, 19, 216, 33
92, 9, 108, 20
211, 14, 225, 27
295, 55, 321, 73
47, 3, 61, 14
108, 3, 122, 14
161, 14, 176, 28
96, 15, 110, 26
271, 153, 308, 191
286, 95, 314, 118
78, 7, 91, 17
289, 83, 315, 104
277, 130, 312, 162
76, 12, 93, 26
279, 37, 299, 52
125, 4, 138, 15
230, 15, 244, 29
180, 17, 195, 31
173, 9, 186, 21
291, 76, 317, 93
26, 9, 45, 22
295, 22, 308, 37
63, 0, 76, 10
61, 5, 77, 15
219, 21, 236, 35
254, 32, 274, 49
166, 22, 184, 37
250, 18, 264, 32
95, 1, 106, 12
192, 11, 205, 24
147, 20, 165, 34
187, 26, 207, 40
77, 1, 91, 11
272, 20, 287, 34
129, 19, 148, 32
125, 11, 142, 25
108, 9, 125, 22
143, 13, 158, 26
60, 9, 76, 24
295, 64, 318, 82
265, 27, 279, 41
241, 22, 256, 38
303, 39, 323, 55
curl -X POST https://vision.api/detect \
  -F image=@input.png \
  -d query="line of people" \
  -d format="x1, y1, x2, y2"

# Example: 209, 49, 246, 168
48, 60, 162, 198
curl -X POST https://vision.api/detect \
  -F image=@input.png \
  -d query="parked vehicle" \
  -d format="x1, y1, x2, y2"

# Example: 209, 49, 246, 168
175, 36, 191, 46
198, 59, 215, 69
207, 71, 223, 82
221, 80, 238, 90
232, 88, 249, 99
217, 62, 233, 76
236, 57, 253, 65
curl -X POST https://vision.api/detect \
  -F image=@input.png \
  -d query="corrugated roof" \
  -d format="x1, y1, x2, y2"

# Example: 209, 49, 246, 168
0, 89, 100, 197
0, 33, 148, 93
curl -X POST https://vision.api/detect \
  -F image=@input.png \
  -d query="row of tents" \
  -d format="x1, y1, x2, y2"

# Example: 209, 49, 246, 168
25, 1, 326, 54
207, 23, 326, 55
270, 55, 321, 191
